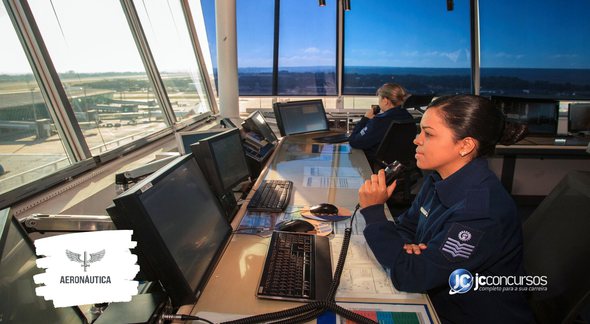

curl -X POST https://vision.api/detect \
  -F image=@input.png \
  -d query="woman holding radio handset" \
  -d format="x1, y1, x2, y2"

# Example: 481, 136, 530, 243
358, 95, 533, 324
348, 83, 413, 166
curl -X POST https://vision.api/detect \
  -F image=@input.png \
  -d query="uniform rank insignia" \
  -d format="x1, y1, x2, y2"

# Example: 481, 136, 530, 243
440, 223, 483, 261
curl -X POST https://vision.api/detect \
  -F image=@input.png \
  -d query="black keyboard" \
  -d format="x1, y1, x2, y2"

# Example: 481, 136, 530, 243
261, 111, 275, 119
258, 232, 315, 300
247, 180, 293, 212
313, 133, 349, 143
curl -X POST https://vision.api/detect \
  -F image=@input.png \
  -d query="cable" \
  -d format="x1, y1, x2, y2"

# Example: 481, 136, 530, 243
161, 314, 214, 323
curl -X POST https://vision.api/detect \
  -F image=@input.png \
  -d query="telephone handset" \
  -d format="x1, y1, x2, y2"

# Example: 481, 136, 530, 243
383, 160, 406, 186
371, 104, 381, 115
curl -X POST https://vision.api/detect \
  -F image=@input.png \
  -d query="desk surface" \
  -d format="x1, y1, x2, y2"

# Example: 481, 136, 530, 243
495, 136, 590, 156
181, 133, 439, 323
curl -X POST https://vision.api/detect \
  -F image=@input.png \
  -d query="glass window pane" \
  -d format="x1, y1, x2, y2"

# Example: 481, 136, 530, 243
0, 3, 71, 195
134, 0, 212, 121
343, 0, 470, 96
236, 0, 274, 95
27, 0, 168, 156
480, 0, 590, 98
278, 0, 337, 95
195, 0, 218, 94
189, 0, 217, 96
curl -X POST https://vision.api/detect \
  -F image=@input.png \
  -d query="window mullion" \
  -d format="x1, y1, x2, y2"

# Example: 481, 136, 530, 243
181, 0, 218, 115
119, 0, 176, 127
4, 0, 92, 162
470, 0, 480, 95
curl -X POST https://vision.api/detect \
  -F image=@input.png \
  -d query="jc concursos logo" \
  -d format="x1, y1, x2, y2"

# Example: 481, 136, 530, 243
449, 268, 474, 294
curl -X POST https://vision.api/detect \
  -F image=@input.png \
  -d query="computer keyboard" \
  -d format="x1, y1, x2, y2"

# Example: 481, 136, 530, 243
261, 111, 275, 119
313, 133, 350, 143
256, 231, 331, 302
247, 180, 293, 212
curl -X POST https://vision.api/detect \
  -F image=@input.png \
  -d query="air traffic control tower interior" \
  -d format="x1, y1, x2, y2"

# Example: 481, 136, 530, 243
1, 0, 590, 323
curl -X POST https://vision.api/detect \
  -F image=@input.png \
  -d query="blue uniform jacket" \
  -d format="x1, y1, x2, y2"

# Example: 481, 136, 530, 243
348, 106, 413, 163
361, 158, 534, 324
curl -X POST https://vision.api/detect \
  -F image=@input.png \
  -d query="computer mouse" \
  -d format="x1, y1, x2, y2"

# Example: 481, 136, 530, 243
309, 203, 339, 215
276, 219, 315, 233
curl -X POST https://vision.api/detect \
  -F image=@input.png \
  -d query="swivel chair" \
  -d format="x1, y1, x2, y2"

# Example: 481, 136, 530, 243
523, 170, 590, 324
402, 94, 435, 111
374, 119, 421, 207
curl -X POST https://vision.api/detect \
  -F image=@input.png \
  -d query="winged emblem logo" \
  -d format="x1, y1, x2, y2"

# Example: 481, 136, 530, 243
66, 250, 105, 272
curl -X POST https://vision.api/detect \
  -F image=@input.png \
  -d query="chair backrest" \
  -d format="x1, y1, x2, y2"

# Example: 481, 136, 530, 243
375, 119, 420, 207
523, 170, 590, 324
375, 119, 418, 166
402, 94, 435, 110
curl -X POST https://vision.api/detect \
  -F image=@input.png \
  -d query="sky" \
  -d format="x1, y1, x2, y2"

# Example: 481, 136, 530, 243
204, 0, 590, 70
1, 0, 590, 75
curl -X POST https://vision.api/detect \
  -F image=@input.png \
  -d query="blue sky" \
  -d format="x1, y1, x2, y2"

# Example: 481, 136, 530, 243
202, 0, 590, 69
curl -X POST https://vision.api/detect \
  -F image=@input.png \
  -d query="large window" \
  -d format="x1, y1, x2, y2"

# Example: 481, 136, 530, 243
134, 0, 212, 121
197, 0, 217, 90
278, 0, 337, 96
0, 3, 71, 195
28, 0, 168, 156
480, 0, 590, 98
343, 0, 471, 96
236, 0, 274, 96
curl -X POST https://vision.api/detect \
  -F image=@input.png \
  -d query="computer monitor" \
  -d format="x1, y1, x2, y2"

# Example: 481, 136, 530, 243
175, 129, 226, 155
491, 96, 559, 136
190, 128, 250, 220
568, 103, 590, 135
111, 155, 232, 307
272, 99, 330, 136
243, 111, 278, 143
0, 208, 86, 323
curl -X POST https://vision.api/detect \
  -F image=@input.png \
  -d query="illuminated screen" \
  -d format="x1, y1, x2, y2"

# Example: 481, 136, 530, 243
273, 100, 330, 136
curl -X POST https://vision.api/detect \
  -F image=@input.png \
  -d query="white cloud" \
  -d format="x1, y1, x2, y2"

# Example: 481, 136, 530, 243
494, 52, 524, 60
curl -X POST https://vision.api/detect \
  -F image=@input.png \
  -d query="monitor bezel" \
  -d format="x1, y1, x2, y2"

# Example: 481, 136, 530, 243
272, 99, 330, 136
491, 95, 559, 137
190, 128, 250, 195
175, 129, 227, 155
568, 102, 590, 135
112, 154, 232, 308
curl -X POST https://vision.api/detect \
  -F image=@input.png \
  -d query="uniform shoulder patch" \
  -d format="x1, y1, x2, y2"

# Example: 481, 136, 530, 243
439, 223, 484, 262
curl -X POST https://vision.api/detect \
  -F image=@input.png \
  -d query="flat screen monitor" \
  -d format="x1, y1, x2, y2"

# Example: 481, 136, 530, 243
491, 96, 559, 136
111, 155, 232, 307
190, 128, 250, 195
272, 99, 330, 136
568, 103, 590, 135
175, 129, 226, 155
244, 111, 278, 143
0, 208, 86, 323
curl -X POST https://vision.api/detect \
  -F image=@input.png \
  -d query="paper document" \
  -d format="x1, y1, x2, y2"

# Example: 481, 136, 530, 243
330, 234, 423, 300
303, 176, 364, 189
304, 166, 361, 177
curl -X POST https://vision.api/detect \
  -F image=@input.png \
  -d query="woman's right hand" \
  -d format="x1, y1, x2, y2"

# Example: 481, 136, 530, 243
358, 169, 396, 208
364, 107, 376, 119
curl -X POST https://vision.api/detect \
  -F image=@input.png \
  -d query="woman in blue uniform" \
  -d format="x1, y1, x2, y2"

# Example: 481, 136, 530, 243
348, 83, 413, 166
358, 95, 533, 323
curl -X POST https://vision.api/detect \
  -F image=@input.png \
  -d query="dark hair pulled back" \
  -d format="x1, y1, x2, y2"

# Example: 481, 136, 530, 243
427, 94, 527, 157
